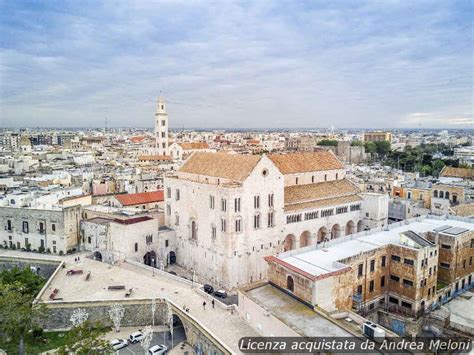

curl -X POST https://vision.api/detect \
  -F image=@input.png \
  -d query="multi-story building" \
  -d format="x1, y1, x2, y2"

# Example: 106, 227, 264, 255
265, 216, 473, 319
1, 204, 81, 254
430, 183, 465, 215
164, 151, 388, 289
363, 131, 392, 143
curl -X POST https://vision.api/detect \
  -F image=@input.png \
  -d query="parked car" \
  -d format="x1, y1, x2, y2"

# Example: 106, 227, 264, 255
214, 289, 227, 298
203, 284, 214, 294
148, 344, 168, 354
110, 339, 128, 350
129, 331, 144, 343
168, 271, 177, 276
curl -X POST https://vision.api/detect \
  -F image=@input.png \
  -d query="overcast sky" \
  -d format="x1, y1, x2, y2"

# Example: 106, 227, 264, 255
0, 0, 472, 129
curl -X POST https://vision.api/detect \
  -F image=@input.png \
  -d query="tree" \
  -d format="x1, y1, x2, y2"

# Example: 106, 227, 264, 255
0, 282, 46, 355
0, 267, 45, 296
317, 139, 338, 146
57, 321, 112, 355
108, 303, 125, 332
432, 159, 445, 177
374, 141, 391, 157
364, 141, 376, 154
351, 140, 364, 146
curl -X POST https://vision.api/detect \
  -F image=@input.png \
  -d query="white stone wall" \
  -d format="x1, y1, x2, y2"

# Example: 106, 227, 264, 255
0, 205, 81, 254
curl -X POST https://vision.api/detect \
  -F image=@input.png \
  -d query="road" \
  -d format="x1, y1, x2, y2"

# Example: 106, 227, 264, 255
117, 327, 186, 354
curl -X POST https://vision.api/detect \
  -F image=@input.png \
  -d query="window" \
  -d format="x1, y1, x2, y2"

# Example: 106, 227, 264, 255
324, 174, 327, 181
357, 285, 362, 295
441, 244, 451, 250
404, 258, 414, 266
209, 195, 215, 209
254, 195, 260, 209
191, 221, 198, 239
167, 187, 171, 198
358, 264, 363, 277
381, 256, 386, 267
433, 190, 438, 198
146, 235, 153, 244
391, 255, 400, 262
22, 221, 29, 234
440, 262, 450, 269
175, 189, 180, 201
253, 214, 260, 229
268, 193, 274, 207
221, 198, 227, 212
235, 218, 242, 233
403, 279, 413, 287
221, 218, 226, 232
407, 191, 412, 199
336, 173, 339, 180
39, 222, 45, 234
234, 198, 241, 212
369, 280, 374, 292
6, 220, 12, 231
312, 176, 315, 183
211, 225, 217, 239
134, 243, 138, 252
175, 213, 180, 225
389, 297, 399, 305
336, 206, 348, 214
161, 120, 166, 126
295, 177, 299, 185
390, 274, 400, 282
370, 259, 375, 272
166, 204, 171, 216
401, 301, 412, 309
381, 276, 385, 288
52, 223, 56, 232
267, 212, 274, 227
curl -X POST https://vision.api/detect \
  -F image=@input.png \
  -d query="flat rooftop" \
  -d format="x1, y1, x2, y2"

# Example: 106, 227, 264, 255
275, 217, 473, 279
247, 284, 353, 337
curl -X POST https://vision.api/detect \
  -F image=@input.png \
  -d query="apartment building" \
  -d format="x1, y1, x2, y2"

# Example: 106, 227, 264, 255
265, 216, 472, 319
363, 131, 392, 143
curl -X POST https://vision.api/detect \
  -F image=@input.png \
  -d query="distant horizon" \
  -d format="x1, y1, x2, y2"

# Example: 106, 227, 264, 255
1, 126, 472, 132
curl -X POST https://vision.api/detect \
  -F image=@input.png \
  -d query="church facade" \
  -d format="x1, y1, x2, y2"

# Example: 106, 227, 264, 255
164, 151, 388, 289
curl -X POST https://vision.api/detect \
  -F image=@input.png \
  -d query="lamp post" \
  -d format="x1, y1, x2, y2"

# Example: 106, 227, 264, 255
152, 258, 155, 276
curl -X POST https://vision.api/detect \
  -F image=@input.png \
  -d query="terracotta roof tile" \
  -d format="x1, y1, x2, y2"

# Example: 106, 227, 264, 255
285, 179, 360, 205
178, 152, 261, 181
440, 166, 473, 180
268, 151, 343, 174
178, 142, 209, 150
115, 191, 164, 206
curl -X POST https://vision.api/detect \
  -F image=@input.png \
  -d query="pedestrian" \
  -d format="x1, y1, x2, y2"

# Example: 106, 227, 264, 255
186, 308, 189, 313
202, 301, 206, 310
74, 257, 77, 262
212, 299, 215, 309
78, 256, 80, 261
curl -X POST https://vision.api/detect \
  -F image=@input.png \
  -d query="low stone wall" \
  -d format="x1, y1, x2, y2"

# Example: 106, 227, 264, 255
40, 298, 168, 331
0, 256, 61, 279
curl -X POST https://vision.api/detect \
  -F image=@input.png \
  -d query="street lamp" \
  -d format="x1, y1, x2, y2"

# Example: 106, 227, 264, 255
152, 258, 155, 276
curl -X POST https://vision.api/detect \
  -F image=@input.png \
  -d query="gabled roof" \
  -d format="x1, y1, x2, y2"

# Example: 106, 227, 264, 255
178, 142, 209, 150
285, 179, 360, 206
268, 151, 343, 174
178, 152, 261, 181
114, 191, 164, 206
440, 166, 473, 180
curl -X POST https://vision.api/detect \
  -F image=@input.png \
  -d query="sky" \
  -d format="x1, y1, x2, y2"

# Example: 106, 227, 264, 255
0, 0, 472, 129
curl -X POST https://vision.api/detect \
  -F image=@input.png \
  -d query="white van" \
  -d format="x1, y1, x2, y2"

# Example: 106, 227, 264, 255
129, 331, 144, 343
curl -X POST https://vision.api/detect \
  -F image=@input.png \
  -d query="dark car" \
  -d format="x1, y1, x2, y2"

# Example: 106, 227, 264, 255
168, 271, 177, 276
203, 284, 214, 294
214, 289, 227, 299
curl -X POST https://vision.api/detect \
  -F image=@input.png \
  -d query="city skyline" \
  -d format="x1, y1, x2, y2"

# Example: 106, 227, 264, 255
1, 1, 473, 129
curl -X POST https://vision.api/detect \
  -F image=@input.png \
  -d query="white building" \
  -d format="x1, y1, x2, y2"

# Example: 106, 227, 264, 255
164, 151, 388, 289
154, 96, 169, 156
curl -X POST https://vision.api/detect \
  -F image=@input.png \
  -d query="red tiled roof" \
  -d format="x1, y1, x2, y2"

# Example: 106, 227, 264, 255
130, 136, 145, 143
115, 191, 164, 206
